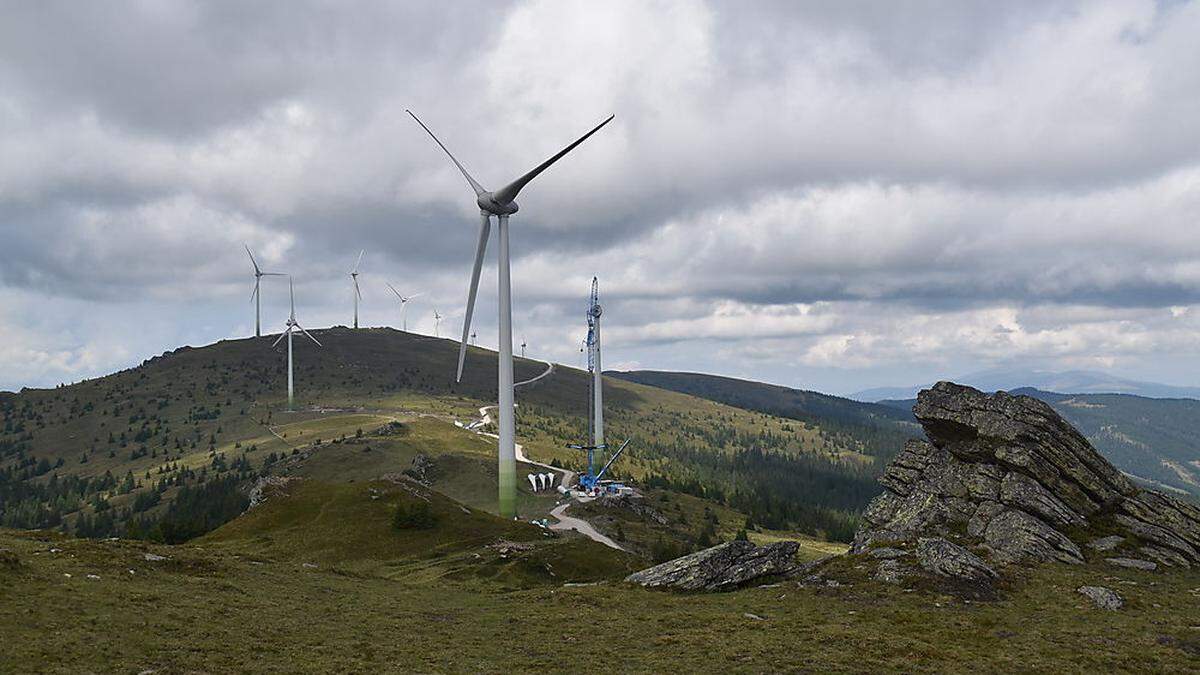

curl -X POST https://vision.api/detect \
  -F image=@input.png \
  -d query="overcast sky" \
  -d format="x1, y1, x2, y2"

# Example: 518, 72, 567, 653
2, 0, 1199, 396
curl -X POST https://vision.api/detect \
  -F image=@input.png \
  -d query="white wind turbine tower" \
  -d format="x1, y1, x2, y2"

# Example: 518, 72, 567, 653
433, 309, 442, 337
470, 331, 477, 346
349, 250, 365, 329
245, 245, 285, 338
408, 109, 613, 518
520, 337, 527, 359
386, 284, 422, 331
272, 277, 322, 411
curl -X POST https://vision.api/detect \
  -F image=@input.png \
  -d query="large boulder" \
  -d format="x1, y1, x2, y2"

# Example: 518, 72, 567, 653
625, 540, 799, 591
853, 382, 1200, 571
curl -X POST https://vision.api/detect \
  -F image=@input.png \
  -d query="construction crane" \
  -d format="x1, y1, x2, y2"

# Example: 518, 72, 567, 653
567, 438, 632, 492
585, 277, 603, 451
565, 277, 634, 495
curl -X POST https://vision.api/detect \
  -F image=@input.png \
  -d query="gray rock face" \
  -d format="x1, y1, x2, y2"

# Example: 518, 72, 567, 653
625, 541, 799, 591
853, 382, 1200, 571
1088, 535, 1125, 552
1077, 585, 1123, 610
916, 538, 997, 582
1105, 557, 1157, 571
868, 547, 909, 560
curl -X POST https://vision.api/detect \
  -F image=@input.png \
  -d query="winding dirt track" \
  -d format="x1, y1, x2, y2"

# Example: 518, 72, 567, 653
514, 360, 555, 387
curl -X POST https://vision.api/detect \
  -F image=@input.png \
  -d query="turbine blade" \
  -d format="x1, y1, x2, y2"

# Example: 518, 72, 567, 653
262, 272, 286, 276
296, 324, 322, 346
492, 114, 614, 206
245, 244, 261, 274
354, 277, 363, 301
406, 109, 487, 197
250, 279, 259, 303
289, 276, 295, 318
407, 292, 423, 300
271, 329, 287, 348
387, 282, 403, 300
352, 249, 364, 274
457, 212, 491, 382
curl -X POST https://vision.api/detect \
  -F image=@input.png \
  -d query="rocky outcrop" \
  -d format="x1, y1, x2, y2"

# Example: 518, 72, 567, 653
1077, 585, 1123, 610
373, 421, 408, 437
625, 540, 799, 591
404, 454, 438, 486
248, 476, 299, 508
853, 382, 1200, 574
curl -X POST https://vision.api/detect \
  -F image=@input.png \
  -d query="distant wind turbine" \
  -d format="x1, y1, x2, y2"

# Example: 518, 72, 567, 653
407, 109, 613, 518
433, 309, 442, 338
470, 331, 477, 346
245, 245, 285, 338
520, 337, 527, 359
349, 250, 365, 329
386, 284, 422, 331
272, 277, 321, 411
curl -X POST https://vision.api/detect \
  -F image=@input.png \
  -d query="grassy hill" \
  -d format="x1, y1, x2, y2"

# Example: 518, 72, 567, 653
877, 389, 1200, 498
0, 328, 884, 545
611, 370, 919, 462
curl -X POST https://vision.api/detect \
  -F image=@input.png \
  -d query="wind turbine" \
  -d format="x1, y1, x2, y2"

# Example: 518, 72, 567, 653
433, 309, 442, 338
470, 331, 477, 346
245, 245, 285, 338
386, 284, 422, 331
272, 277, 321, 411
520, 337, 527, 359
407, 109, 613, 518
349, 250, 365, 329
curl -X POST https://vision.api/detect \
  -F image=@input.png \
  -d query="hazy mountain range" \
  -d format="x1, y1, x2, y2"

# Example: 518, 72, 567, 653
852, 368, 1200, 402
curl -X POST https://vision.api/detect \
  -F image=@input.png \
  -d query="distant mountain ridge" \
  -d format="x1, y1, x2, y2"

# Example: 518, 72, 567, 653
853, 368, 1200, 402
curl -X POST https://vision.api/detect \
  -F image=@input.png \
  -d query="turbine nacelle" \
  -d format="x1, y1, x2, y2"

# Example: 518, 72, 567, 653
477, 193, 519, 216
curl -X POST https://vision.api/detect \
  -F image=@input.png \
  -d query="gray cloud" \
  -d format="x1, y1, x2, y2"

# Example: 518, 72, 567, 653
2, 0, 1200, 394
